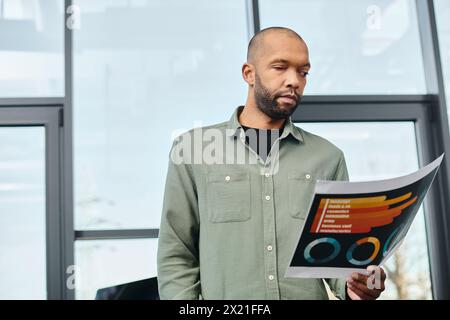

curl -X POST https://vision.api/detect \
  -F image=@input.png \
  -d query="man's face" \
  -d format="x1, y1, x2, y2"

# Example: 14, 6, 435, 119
252, 34, 310, 119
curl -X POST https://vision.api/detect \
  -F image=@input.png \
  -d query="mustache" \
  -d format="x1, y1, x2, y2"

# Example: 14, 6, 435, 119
274, 91, 300, 103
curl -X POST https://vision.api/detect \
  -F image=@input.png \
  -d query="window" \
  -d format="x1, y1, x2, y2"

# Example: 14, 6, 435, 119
259, 0, 427, 95
434, 0, 450, 135
1, 0, 449, 301
73, 0, 248, 230
74, 238, 158, 299
298, 122, 431, 299
0, 127, 46, 299
0, 0, 64, 97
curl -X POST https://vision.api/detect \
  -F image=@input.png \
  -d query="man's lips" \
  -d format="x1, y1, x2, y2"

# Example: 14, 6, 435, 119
278, 95, 297, 105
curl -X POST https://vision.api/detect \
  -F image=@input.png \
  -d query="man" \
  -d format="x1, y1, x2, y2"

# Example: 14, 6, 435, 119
157, 27, 386, 300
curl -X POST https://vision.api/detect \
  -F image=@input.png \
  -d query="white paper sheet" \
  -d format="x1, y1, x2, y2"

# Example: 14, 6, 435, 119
285, 154, 444, 279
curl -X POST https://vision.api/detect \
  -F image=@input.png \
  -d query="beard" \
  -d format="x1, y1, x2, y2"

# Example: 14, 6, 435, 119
254, 73, 301, 120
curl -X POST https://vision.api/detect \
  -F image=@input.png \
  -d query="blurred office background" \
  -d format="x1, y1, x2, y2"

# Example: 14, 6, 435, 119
1, 0, 450, 300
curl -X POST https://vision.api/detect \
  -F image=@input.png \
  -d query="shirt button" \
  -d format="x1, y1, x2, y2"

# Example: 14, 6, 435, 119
265, 195, 271, 201
265, 173, 270, 178
225, 175, 231, 181
267, 245, 273, 251
305, 174, 311, 180
268, 275, 275, 281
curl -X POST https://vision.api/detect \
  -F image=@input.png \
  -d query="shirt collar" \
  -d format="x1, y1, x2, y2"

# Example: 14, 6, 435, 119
226, 105, 304, 142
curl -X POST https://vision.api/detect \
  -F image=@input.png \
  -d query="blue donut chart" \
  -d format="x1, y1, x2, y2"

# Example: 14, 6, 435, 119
304, 237, 341, 264
346, 237, 381, 266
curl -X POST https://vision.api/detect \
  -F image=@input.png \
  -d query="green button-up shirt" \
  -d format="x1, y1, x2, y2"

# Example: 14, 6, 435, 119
157, 106, 349, 300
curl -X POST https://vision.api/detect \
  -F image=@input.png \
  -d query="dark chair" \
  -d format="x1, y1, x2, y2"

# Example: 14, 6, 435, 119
95, 277, 159, 300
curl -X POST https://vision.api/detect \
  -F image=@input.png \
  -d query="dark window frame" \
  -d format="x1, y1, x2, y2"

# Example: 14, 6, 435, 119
0, 0, 449, 300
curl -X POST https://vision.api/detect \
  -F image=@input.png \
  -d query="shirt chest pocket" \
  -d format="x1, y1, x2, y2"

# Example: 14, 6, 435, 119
206, 171, 251, 223
288, 172, 316, 219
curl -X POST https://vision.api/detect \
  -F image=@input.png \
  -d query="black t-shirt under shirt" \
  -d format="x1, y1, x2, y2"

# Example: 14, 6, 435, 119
241, 125, 284, 162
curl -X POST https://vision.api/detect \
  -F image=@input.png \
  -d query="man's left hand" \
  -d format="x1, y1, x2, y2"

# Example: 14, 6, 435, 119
346, 265, 386, 300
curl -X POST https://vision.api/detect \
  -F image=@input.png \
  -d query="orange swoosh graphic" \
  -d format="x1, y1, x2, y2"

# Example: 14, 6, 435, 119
311, 193, 417, 234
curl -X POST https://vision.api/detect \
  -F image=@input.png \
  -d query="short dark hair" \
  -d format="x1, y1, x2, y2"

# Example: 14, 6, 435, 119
247, 27, 304, 63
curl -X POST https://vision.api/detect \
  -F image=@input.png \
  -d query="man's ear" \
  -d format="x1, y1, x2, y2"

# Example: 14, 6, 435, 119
242, 63, 255, 86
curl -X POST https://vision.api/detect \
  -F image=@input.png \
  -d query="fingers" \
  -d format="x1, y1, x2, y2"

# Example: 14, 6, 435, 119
351, 266, 386, 285
350, 272, 369, 286
347, 283, 376, 300
347, 266, 386, 300
347, 278, 380, 299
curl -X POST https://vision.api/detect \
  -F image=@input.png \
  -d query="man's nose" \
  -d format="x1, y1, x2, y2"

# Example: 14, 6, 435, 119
285, 69, 300, 89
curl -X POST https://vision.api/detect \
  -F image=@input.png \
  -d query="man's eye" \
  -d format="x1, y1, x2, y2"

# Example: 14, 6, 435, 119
273, 66, 285, 70
299, 71, 309, 77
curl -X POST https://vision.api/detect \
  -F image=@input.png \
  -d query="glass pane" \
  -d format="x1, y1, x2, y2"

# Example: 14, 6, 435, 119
73, 0, 248, 229
297, 122, 431, 299
434, 0, 450, 134
259, 0, 427, 95
74, 238, 158, 299
0, 0, 64, 97
0, 126, 46, 299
